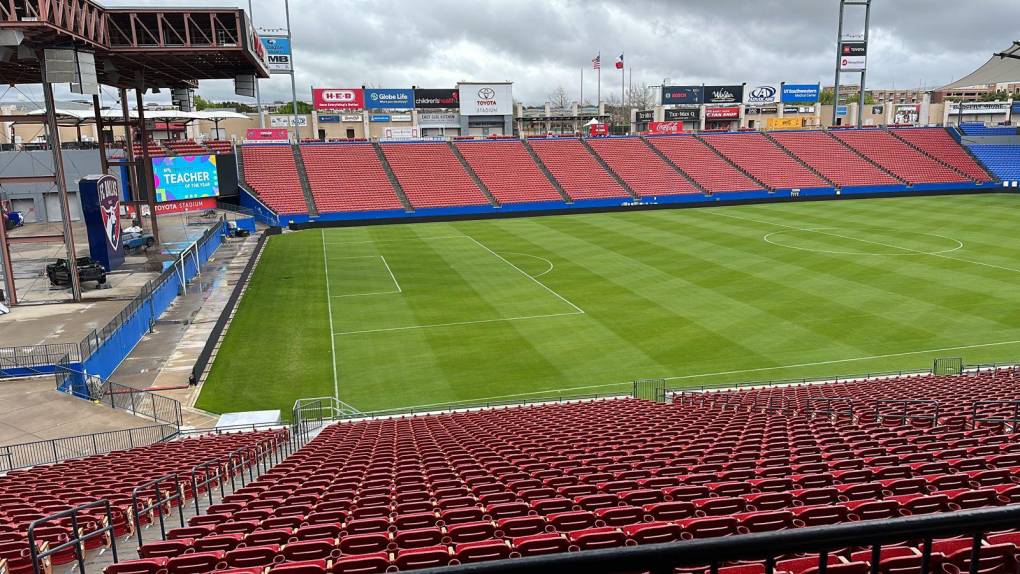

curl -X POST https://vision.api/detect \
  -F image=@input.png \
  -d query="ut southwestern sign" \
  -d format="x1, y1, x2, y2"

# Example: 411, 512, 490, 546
365, 88, 414, 109
781, 84, 820, 103
259, 36, 292, 74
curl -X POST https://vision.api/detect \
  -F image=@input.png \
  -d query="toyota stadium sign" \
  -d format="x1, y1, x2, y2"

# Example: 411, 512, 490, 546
312, 88, 365, 110
457, 83, 513, 116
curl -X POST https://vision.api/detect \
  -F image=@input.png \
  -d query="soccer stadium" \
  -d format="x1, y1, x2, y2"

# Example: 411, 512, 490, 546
3, 1, 1020, 574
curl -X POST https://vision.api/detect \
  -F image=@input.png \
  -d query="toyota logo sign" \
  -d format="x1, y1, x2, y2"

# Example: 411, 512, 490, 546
478, 87, 496, 100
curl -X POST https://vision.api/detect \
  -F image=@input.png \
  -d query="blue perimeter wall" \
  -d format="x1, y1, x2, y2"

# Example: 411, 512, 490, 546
58, 224, 225, 398
267, 182, 998, 226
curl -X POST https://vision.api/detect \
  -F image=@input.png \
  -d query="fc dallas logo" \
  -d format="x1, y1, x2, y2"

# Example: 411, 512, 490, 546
97, 177, 121, 250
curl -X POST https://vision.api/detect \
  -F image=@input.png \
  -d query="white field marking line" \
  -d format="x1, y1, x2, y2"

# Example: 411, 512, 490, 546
394, 337, 1020, 405
379, 255, 402, 293
762, 228, 964, 256
463, 234, 585, 314
322, 235, 467, 246
321, 229, 340, 400
660, 338, 1020, 382
501, 251, 555, 277
334, 311, 584, 336
328, 256, 401, 297
710, 209, 1020, 275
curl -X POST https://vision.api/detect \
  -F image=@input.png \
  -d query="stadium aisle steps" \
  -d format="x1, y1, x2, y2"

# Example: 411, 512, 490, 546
886, 128, 993, 183
638, 136, 709, 194
527, 138, 631, 200
647, 135, 764, 194
102, 369, 1020, 574
519, 139, 573, 202
701, 133, 830, 191
577, 139, 638, 199
371, 143, 414, 211
446, 143, 500, 207
381, 143, 489, 208
299, 144, 406, 213
455, 140, 566, 204
759, 132, 836, 188
291, 145, 320, 216
773, 131, 902, 189
588, 138, 702, 197
239, 145, 309, 214
0, 430, 288, 574
831, 129, 969, 185
969, 145, 1020, 182
695, 134, 774, 192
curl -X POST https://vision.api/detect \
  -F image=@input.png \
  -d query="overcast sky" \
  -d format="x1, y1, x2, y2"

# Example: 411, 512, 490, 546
21, 0, 1020, 107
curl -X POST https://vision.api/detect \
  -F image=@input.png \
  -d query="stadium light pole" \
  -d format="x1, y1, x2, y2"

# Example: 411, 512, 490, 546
249, 0, 264, 128
285, 0, 299, 140
857, 0, 871, 128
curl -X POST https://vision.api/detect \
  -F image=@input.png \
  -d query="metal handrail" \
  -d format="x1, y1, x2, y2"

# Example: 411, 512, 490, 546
415, 504, 1020, 574
130, 473, 186, 548
28, 500, 119, 574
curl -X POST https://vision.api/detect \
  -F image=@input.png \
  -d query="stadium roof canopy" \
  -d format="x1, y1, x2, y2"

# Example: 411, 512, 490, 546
0, 0, 269, 89
939, 42, 1020, 90
23, 108, 250, 121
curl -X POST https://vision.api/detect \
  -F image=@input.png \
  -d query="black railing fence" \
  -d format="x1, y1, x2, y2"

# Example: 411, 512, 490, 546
417, 504, 1020, 574
0, 424, 178, 472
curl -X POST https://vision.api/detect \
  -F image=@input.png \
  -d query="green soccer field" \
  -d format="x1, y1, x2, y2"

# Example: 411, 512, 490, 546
197, 194, 1020, 416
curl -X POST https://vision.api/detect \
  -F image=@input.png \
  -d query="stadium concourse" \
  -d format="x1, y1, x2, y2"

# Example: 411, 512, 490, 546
6, 368, 1020, 574
236, 126, 1007, 222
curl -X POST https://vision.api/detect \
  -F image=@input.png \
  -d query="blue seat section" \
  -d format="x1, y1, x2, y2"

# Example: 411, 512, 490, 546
969, 145, 1020, 181
959, 123, 1018, 136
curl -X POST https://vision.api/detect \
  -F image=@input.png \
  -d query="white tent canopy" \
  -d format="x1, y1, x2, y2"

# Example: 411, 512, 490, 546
584, 118, 601, 126
939, 43, 1020, 90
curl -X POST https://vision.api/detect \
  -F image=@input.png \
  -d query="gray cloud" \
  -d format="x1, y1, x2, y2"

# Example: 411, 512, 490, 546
44, 0, 1020, 106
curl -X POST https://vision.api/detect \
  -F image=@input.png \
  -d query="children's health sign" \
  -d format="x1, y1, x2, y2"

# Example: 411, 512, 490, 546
152, 155, 220, 203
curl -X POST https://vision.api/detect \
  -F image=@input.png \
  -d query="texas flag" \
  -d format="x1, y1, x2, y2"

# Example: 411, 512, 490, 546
615, 54, 624, 69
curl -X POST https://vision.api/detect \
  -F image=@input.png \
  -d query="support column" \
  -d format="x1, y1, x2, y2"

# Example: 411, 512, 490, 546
119, 88, 140, 227
40, 52, 83, 301
92, 94, 109, 174
0, 209, 16, 305
135, 86, 160, 244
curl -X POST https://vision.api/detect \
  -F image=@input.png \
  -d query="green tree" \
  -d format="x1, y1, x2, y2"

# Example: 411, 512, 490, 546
979, 90, 1009, 102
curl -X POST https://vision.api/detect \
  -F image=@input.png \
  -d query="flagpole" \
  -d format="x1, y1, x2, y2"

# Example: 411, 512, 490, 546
621, 54, 625, 108
597, 51, 601, 109
580, 66, 584, 107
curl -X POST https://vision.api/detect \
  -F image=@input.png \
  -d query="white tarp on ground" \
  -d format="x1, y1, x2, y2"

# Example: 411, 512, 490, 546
216, 410, 282, 428
939, 43, 1020, 90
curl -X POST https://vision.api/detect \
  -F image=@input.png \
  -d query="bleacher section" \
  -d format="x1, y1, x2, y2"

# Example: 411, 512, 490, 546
382, 143, 489, 208
205, 140, 234, 154
959, 123, 1018, 137
100, 368, 1020, 574
832, 129, 969, 185
889, 128, 992, 182
647, 135, 764, 193
770, 131, 900, 188
300, 144, 404, 212
587, 138, 701, 197
970, 145, 1020, 182
528, 139, 630, 200
0, 430, 286, 574
132, 142, 167, 158
454, 140, 563, 204
165, 140, 211, 156
702, 133, 829, 191
241, 145, 309, 214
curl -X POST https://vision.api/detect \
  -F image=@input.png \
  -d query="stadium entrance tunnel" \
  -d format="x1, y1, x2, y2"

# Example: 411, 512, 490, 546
763, 227, 964, 256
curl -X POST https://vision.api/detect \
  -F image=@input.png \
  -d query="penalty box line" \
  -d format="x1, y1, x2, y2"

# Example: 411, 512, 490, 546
334, 311, 584, 336
328, 255, 403, 298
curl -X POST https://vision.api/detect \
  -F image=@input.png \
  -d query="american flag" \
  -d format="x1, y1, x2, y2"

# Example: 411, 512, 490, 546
592, 54, 600, 70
